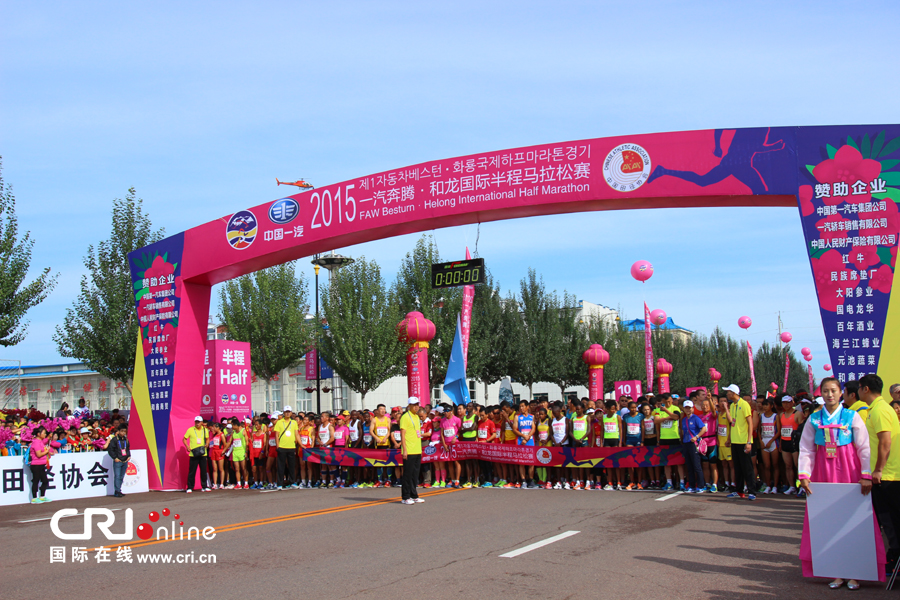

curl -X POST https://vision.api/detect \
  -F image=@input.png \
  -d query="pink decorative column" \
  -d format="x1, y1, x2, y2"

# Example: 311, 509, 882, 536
708, 368, 721, 396
656, 358, 673, 394
582, 344, 610, 403
398, 311, 436, 403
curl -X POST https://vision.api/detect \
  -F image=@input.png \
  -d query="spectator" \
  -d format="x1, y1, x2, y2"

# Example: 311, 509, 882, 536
890, 383, 900, 404
107, 425, 132, 497
724, 384, 756, 500
183, 416, 210, 493
29, 426, 59, 503
859, 374, 900, 577
73, 397, 91, 419
55, 402, 69, 419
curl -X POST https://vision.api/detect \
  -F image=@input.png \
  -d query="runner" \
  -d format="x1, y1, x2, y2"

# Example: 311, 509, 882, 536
476, 406, 497, 486
696, 396, 719, 493
536, 407, 552, 489
654, 393, 683, 491
265, 416, 278, 489
460, 402, 479, 487
371, 404, 391, 487
316, 412, 335, 488
780, 395, 802, 495
208, 422, 225, 489
716, 396, 733, 492
600, 401, 623, 490
441, 404, 462, 488
641, 403, 659, 488
249, 420, 267, 489
758, 398, 779, 494
511, 400, 536, 489
429, 406, 446, 487
299, 415, 316, 487
333, 413, 350, 488
569, 400, 591, 490
230, 418, 249, 489
623, 401, 643, 490
499, 401, 517, 487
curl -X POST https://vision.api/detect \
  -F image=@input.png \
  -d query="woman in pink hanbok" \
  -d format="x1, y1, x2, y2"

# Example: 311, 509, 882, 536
798, 377, 885, 590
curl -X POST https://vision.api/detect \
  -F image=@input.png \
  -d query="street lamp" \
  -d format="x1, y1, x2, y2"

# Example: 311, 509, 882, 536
311, 251, 354, 414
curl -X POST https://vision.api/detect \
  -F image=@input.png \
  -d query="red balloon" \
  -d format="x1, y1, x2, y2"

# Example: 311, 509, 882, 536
738, 316, 752, 329
780, 332, 792, 343
630, 260, 654, 282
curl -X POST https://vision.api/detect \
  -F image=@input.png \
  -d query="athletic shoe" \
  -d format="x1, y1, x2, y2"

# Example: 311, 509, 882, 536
186, 489, 192, 494
327, 482, 335, 489
710, 484, 718, 493
797, 489, 806, 497
747, 493, 756, 501
726, 492, 741, 498
473, 482, 481, 488
414, 498, 424, 503
563, 482, 571, 490
662, 482, 673, 491
242, 483, 249, 490
496, 480, 507, 487
616, 485, 625, 491
202, 488, 211, 492
401, 499, 414, 505
696, 487, 706, 493
573, 482, 582, 490
513, 482, 521, 489
545, 482, 552, 490
603, 484, 614, 491
785, 486, 796, 495
40, 497, 51, 502
636, 483, 644, 490
625, 483, 634, 491
423, 482, 431, 488
483, 482, 493, 488
502, 482, 513, 489
462, 482, 472, 489
553, 482, 562, 490
31, 498, 41, 504
763, 486, 771, 494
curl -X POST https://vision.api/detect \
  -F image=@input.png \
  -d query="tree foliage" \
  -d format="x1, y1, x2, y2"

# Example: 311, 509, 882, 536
320, 257, 406, 404
218, 263, 313, 382
54, 189, 161, 387
0, 159, 58, 346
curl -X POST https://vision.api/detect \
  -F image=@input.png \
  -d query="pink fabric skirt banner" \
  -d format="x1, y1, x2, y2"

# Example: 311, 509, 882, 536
302, 442, 685, 469
747, 341, 758, 397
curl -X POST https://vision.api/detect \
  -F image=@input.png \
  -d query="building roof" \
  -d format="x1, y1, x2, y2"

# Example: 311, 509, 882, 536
621, 317, 693, 333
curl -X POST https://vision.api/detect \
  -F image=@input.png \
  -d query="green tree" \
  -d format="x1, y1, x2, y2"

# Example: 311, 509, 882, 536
0, 160, 58, 346
467, 274, 521, 401
55, 189, 162, 388
218, 263, 314, 382
320, 257, 405, 405
393, 235, 462, 386
508, 269, 559, 400
546, 292, 590, 397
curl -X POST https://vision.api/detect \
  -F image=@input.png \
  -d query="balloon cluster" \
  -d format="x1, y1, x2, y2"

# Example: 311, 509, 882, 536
801, 346, 813, 362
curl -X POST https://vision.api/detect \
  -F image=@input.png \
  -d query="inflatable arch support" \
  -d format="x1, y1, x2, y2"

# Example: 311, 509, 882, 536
127, 125, 900, 489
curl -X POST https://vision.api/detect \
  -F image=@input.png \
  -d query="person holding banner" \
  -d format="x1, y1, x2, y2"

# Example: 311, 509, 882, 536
399, 396, 423, 505
798, 377, 883, 589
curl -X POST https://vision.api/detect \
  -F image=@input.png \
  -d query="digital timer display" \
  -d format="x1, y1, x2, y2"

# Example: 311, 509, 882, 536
431, 258, 485, 289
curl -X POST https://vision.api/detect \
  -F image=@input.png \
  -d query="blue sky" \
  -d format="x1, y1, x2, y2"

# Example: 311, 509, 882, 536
2, 1, 898, 377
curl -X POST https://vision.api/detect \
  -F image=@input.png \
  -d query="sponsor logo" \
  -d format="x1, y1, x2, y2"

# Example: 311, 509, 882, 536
50, 507, 215, 542
603, 144, 651, 192
536, 448, 553, 465
423, 445, 437, 456
202, 394, 211, 406
220, 394, 228, 405
268, 198, 299, 225
226, 210, 257, 250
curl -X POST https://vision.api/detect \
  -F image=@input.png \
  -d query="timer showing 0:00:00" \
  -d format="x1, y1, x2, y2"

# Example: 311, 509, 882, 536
430, 258, 485, 289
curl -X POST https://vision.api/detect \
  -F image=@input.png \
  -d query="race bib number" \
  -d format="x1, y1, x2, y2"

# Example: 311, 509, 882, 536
643, 420, 655, 434
212, 438, 220, 447
478, 429, 488, 439
233, 439, 243, 448
392, 431, 402, 442
626, 423, 640, 435
604, 422, 617, 433
253, 440, 262, 449
376, 427, 388, 437
335, 430, 344, 440
781, 427, 794, 437
539, 431, 549, 442
443, 428, 456, 438
363, 434, 373, 444
301, 435, 310, 446
318, 431, 329, 443
717, 426, 728, 437
573, 421, 586, 432
349, 430, 359, 441
268, 438, 276, 447
662, 421, 674, 429
762, 424, 775, 437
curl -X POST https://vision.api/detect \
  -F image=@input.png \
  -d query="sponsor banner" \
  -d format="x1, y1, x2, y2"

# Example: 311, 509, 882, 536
644, 303, 654, 393
302, 443, 685, 469
747, 341, 758, 398
0, 450, 149, 506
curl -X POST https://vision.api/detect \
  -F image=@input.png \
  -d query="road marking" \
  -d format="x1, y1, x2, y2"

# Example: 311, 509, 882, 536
500, 530, 580, 558
655, 492, 683, 502
85, 488, 462, 552
19, 508, 122, 523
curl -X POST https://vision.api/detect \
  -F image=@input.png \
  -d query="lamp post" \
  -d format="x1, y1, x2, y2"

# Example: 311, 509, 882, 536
311, 252, 354, 414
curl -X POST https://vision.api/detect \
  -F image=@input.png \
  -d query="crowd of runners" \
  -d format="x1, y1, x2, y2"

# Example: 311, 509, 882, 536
179, 383, 900, 496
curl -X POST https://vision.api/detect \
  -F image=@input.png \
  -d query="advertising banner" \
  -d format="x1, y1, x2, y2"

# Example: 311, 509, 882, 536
615, 380, 642, 400
747, 341, 758, 397
0, 450, 149, 506
302, 443, 684, 469
205, 339, 252, 421
644, 303, 654, 394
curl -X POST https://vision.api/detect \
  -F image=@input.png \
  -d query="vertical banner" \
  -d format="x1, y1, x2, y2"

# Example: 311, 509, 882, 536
209, 339, 252, 421
460, 247, 475, 368
200, 347, 214, 419
305, 347, 317, 380
783, 352, 791, 393
644, 302, 654, 394
809, 364, 815, 395
615, 380, 643, 399
747, 341, 758, 398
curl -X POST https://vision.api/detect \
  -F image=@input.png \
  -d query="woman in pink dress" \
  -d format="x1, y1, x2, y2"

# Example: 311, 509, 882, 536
798, 377, 885, 590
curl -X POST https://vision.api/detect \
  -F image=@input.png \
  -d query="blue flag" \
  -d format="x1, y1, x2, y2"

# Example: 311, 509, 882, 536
443, 314, 471, 406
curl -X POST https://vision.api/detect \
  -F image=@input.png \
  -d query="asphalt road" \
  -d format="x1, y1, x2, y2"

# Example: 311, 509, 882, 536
0, 486, 893, 600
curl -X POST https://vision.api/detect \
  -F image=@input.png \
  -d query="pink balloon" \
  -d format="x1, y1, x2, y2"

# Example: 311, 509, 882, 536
823, 364, 832, 371
780, 332, 792, 343
738, 316, 752, 329
804, 354, 812, 362
649, 309, 667, 326
630, 260, 654, 282
801, 347, 811, 356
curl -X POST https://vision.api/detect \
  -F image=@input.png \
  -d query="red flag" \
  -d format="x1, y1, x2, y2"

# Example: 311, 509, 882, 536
644, 303, 654, 394
783, 352, 790, 393
747, 341, 758, 397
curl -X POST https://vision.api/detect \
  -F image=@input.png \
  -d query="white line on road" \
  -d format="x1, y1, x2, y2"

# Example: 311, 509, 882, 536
655, 492, 683, 502
18, 508, 122, 523
499, 530, 580, 558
